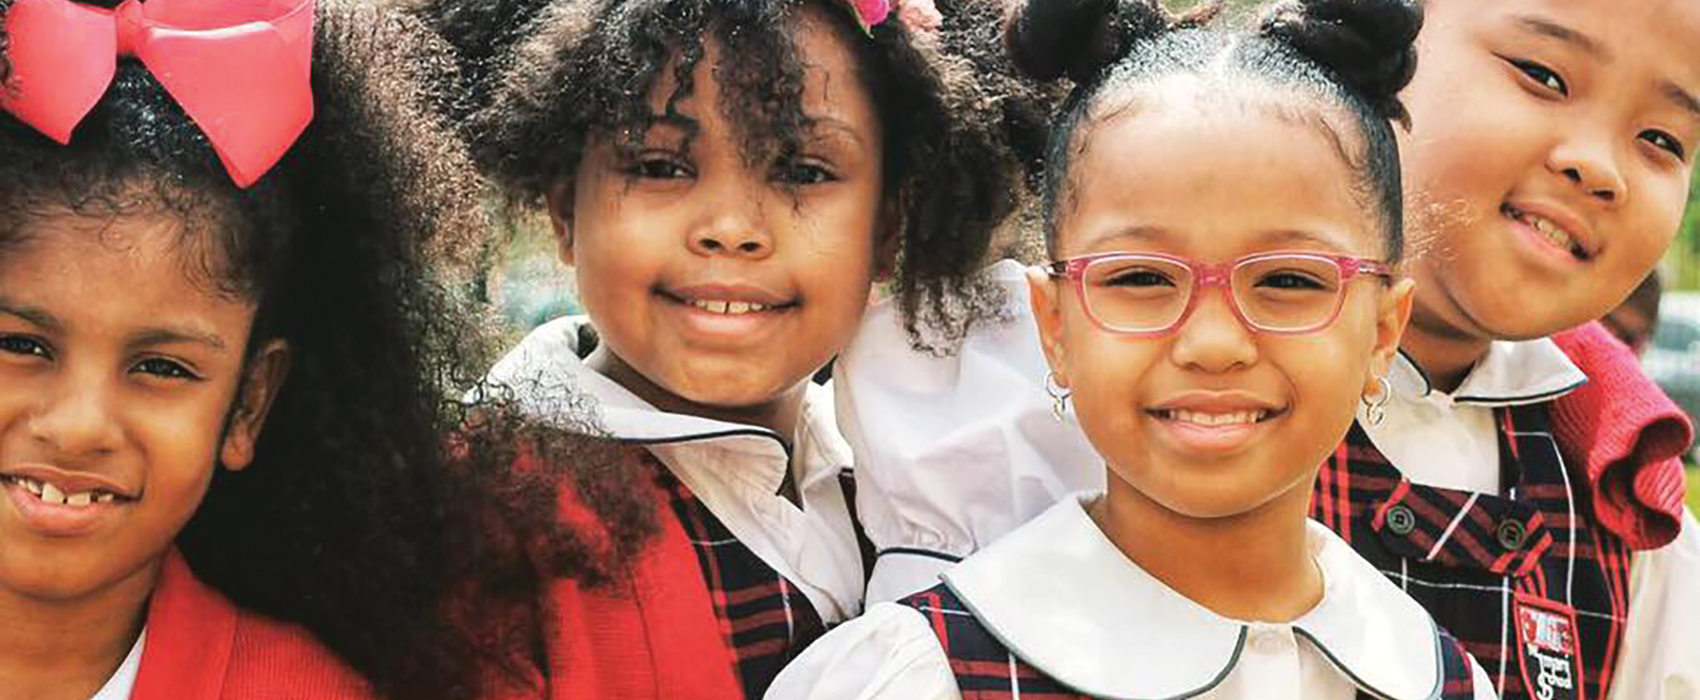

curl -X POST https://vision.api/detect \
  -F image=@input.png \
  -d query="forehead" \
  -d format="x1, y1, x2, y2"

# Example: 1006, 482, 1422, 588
0, 209, 253, 329
1062, 97, 1375, 258
639, 5, 881, 145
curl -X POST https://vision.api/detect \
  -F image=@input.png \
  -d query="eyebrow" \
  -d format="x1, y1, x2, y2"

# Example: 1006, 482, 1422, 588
0, 299, 61, 332
1661, 81, 1700, 121
128, 326, 229, 353
1513, 15, 1610, 61
1083, 226, 1355, 252
804, 117, 870, 149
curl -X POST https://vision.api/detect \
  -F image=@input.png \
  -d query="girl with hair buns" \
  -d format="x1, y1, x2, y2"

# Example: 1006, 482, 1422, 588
768, 0, 1497, 697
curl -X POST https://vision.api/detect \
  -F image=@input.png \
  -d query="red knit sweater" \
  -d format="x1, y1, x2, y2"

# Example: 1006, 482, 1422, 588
519, 445, 743, 700
130, 551, 374, 700
1551, 321, 1694, 550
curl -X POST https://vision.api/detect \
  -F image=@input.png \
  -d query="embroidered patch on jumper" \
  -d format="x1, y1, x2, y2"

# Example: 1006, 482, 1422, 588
1514, 592, 1583, 700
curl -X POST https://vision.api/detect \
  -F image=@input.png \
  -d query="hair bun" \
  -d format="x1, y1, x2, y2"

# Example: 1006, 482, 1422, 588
1005, 0, 1169, 85
1259, 0, 1422, 123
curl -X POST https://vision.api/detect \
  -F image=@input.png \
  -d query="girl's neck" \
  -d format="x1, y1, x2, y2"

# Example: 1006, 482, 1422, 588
1092, 474, 1323, 623
0, 562, 156, 700
587, 345, 808, 440
1399, 299, 1496, 395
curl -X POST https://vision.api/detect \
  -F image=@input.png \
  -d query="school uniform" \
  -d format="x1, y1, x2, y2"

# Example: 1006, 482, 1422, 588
766, 494, 1496, 700
836, 261, 1698, 699
483, 316, 867, 699
87, 550, 374, 700
1315, 337, 1700, 700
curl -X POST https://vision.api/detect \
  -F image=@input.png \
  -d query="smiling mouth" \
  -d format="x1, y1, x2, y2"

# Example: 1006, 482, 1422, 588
1502, 203, 1591, 261
660, 290, 798, 316
3, 475, 129, 507
1149, 408, 1282, 426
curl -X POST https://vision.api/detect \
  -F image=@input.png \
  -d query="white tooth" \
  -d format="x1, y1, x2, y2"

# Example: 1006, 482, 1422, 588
727, 302, 751, 314
25, 479, 43, 495
96, 493, 116, 504
66, 492, 92, 507
749, 303, 767, 312
712, 301, 730, 314
40, 482, 65, 505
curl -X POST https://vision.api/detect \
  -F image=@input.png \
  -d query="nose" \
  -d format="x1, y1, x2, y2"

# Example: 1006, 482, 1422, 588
1548, 130, 1626, 206
1168, 288, 1259, 373
687, 194, 775, 260
28, 372, 122, 460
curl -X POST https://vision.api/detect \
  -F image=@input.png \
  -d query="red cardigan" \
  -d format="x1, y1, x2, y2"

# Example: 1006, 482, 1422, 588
529, 446, 743, 700
129, 551, 375, 700
1552, 321, 1695, 550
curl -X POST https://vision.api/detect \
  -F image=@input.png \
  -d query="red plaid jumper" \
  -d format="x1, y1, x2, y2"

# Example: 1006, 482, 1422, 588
650, 458, 829, 700
1311, 403, 1631, 700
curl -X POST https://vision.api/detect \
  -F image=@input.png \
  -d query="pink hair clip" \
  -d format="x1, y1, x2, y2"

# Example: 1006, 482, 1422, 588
1, 0, 317, 187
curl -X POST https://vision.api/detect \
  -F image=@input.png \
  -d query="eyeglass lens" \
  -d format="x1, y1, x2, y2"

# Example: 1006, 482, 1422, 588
1080, 255, 1345, 333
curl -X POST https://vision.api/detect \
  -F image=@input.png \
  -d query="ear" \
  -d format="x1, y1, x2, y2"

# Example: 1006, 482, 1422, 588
545, 179, 578, 267
1366, 277, 1416, 393
1026, 265, 1072, 388
220, 340, 292, 472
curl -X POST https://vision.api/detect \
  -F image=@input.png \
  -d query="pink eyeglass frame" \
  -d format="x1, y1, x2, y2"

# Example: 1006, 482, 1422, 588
1045, 250, 1394, 336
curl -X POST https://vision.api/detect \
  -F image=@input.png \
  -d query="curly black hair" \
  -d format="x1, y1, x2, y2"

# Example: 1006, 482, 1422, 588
0, 1, 651, 697
1007, 0, 1422, 262
415, 0, 1030, 350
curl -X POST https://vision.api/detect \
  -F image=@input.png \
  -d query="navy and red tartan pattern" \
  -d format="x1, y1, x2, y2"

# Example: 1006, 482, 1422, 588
1311, 404, 1632, 700
896, 584, 1477, 699
649, 456, 828, 700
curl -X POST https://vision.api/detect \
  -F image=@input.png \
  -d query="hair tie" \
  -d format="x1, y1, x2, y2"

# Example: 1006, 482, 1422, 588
0, 0, 317, 187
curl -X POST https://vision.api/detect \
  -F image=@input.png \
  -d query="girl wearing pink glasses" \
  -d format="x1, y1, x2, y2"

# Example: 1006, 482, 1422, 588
768, 0, 1498, 697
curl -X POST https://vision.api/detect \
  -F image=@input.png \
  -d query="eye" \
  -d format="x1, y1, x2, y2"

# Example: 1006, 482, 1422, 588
773, 159, 838, 186
622, 152, 693, 180
1103, 267, 1178, 288
0, 334, 50, 360
1641, 129, 1688, 160
1254, 270, 1330, 291
132, 357, 200, 381
1509, 59, 1568, 96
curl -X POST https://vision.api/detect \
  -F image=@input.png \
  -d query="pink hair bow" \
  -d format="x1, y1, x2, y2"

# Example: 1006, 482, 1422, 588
840, 0, 940, 35
1, 0, 316, 187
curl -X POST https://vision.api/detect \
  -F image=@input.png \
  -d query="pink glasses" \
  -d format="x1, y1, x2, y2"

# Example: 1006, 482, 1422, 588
1046, 251, 1393, 335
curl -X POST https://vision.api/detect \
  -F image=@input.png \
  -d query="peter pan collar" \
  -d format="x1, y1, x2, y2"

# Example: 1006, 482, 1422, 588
940, 495, 1448, 700
1388, 338, 1586, 407
479, 315, 850, 499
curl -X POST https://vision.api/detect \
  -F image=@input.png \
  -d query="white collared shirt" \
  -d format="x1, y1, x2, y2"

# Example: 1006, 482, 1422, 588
1358, 342, 1585, 494
483, 316, 866, 622
766, 495, 1497, 700
837, 260, 1700, 693
90, 629, 144, 700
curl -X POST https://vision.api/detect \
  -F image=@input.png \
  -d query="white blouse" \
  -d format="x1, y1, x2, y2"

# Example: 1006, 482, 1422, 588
90, 629, 144, 700
766, 496, 1497, 700
836, 260, 1700, 695
483, 316, 867, 623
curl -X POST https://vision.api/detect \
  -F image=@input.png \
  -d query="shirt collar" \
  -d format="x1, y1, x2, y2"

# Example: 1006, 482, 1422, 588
481, 316, 850, 496
941, 495, 1446, 700
1389, 337, 1586, 407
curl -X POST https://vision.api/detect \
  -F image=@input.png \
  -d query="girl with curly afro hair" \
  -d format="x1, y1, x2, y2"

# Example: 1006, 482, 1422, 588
0, 0, 644, 698
409, 0, 1034, 696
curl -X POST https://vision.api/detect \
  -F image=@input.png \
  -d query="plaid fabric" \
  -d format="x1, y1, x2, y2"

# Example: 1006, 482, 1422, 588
649, 456, 828, 700
1311, 403, 1631, 700
897, 584, 1477, 699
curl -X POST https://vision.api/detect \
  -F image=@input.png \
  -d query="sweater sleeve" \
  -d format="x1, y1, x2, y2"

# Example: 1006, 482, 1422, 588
1550, 322, 1693, 549
764, 603, 961, 700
